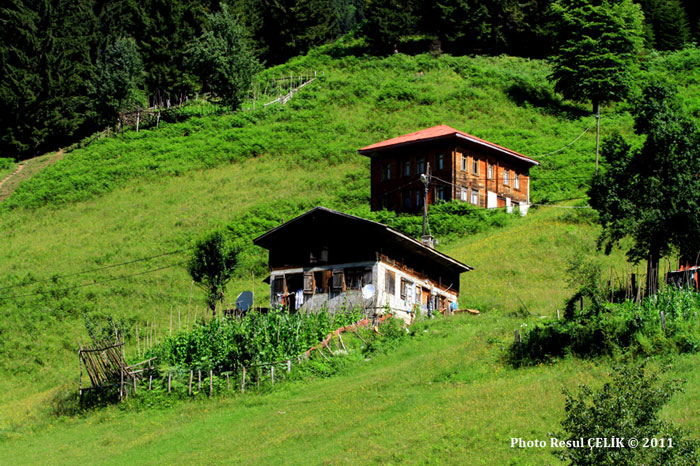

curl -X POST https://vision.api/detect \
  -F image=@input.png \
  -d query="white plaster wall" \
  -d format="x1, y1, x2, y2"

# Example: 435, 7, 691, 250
376, 261, 459, 324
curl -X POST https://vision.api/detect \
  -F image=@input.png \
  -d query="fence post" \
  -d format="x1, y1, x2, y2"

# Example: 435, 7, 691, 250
198, 370, 202, 391
241, 367, 246, 393
188, 370, 193, 395
287, 360, 291, 373
270, 365, 274, 385
209, 370, 213, 397
660, 310, 666, 332
168, 372, 172, 393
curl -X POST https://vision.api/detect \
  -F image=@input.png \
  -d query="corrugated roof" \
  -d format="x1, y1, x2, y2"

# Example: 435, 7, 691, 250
358, 125, 539, 166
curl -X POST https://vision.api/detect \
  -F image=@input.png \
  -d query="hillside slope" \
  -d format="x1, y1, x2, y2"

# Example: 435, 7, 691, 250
1, 313, 699, 465
0, 47, 699, 450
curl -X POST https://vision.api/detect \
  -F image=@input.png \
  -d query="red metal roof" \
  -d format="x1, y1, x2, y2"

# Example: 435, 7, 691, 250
358, 125, 539, 166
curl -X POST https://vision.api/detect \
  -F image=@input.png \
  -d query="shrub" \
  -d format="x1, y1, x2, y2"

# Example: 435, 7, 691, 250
555, 364, 699, 466
509, 288, 700, 366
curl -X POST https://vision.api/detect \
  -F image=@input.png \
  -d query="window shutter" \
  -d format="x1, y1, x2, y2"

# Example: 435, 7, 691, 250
303, 271, 314, 293
332, 269, 345, 291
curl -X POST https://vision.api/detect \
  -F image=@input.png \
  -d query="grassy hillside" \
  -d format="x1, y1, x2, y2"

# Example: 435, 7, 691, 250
2, 313, 699, 465
1, 46, 699, 461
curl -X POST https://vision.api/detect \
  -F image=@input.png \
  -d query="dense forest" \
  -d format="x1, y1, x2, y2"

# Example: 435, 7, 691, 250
1, 0, 698, 159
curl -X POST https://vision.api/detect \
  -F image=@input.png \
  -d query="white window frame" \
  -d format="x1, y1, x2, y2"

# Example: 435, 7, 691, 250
487, 163, 494, 180
514, 173, 520, 190
438, 153, 445, 170
504, 169, 510, 186
472, 158, 478, 175
471, 188, 479, 205
461, 187, 468, 201
461, 155, 467, 171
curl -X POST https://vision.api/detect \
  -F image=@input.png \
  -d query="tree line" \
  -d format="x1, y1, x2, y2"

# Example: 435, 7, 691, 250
1, 0, 699, 160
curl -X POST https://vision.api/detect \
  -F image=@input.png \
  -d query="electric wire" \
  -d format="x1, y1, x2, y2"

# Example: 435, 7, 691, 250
536, 118, 596, 157
0, 249, 184, 291
0, 261, 186, 302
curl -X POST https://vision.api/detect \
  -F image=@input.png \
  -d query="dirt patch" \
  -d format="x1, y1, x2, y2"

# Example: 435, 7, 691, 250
0, 149, 64, 202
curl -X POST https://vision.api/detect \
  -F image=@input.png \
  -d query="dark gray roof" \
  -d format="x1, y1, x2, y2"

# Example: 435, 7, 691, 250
253, 206, 472, 273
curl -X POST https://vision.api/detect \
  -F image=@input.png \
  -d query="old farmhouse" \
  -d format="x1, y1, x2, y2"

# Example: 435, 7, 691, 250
359, 125, 540, 214
253, 207, 472, 322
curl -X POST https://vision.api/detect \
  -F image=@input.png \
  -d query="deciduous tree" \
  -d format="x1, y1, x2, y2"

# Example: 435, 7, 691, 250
187, 229, 240, 317
186, 3, 260, 108
589, 83, 700, 294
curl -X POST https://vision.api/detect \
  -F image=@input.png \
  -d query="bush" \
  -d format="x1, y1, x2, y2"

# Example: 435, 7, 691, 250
509, 288, 700, 366
555, 364, 699, 466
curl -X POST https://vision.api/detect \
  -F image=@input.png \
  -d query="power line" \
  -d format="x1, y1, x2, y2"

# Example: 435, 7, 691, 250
0, 249, 184, 291
536, 118, 596, 157
0, 261, 186, 302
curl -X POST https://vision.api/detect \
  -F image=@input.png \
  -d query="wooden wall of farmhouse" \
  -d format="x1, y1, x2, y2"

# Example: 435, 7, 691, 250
452, 143, 530, 207
369, 140, 454, 212
369, 140, 531, 212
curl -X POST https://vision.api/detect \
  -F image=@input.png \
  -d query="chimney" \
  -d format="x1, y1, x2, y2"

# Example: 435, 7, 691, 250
421, 235, 434, 249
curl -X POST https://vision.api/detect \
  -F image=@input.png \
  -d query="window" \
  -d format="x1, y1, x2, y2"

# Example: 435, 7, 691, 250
345, 267, 368, 290
461, 155, 467, 171
436, 186, 447, 202
514, 173, 520, 190
471, 188, 479, 205
403, 191, 411, 209
400, 278, 414, 301
504, 169, 510, 185
487, 163, 494, 180
472, 158, 479, 175
461, 187, 468, 201
438, 153, 445, 170
383, 163, 391, 181
380, 195, 389, 210
403, 160, 411, 177
415, 190, 424, 207
273, 275, 286, 294
417, 157, 425, 174
385, 270, 396, 295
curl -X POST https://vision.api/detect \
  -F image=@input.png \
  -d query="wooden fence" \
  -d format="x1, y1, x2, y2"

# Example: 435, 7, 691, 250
83, 313, 390, 401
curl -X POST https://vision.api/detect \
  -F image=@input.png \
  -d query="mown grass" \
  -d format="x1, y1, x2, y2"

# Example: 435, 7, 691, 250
1, 313, 698, 465
1, 47, 699, 462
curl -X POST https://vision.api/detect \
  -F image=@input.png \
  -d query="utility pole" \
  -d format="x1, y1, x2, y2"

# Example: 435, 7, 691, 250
595, 103, 600, 175
421, 163, 433, 248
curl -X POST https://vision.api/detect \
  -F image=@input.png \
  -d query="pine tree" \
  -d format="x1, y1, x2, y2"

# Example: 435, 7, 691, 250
638, 0, 691, 51
0, 0, 96, 158
550, 0, 644, 112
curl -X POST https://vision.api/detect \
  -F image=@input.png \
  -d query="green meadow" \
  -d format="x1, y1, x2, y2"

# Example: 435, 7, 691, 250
1, 46, 699, 463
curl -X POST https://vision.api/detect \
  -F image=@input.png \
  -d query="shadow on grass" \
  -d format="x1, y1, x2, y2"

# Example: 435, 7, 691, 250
49, 386, 121, 418
506, 78, 588, 119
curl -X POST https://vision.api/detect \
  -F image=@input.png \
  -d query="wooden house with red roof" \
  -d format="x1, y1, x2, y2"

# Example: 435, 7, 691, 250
358, 125, 539, 214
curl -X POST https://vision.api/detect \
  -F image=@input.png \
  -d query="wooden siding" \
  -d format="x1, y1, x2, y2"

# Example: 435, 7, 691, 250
370, 140, 531, 212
